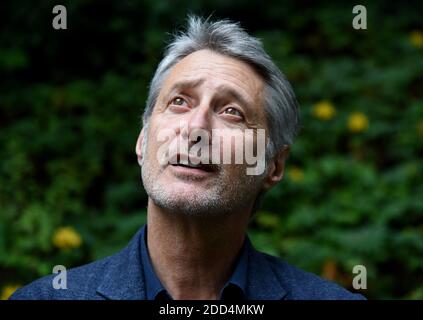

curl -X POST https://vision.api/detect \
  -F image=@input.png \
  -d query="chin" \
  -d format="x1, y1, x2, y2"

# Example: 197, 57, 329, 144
148, 183, 230, 217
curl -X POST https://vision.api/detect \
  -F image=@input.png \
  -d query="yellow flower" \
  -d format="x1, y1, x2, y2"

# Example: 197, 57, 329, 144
288, 166, 304, 182
52, 226, 82, 250
1, 285, 21, 300
409, 31, 423, 48
348, 112, 369, 133
312, 100, 336, 120
321, 260, 338, 281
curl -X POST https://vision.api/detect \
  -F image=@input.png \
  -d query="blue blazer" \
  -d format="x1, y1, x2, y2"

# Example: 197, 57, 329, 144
10, 226, 365, 300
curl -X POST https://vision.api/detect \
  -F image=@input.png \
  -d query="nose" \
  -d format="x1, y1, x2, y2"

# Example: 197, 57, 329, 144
181, 103, 212, 146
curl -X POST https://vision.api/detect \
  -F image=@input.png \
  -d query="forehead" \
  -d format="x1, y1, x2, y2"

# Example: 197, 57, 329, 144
160, 49, 265, 108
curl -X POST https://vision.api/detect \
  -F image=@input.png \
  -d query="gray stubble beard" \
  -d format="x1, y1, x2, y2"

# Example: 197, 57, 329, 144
140, 131, 266, 218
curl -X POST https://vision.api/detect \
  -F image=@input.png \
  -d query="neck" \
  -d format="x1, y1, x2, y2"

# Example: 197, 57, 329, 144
146, 200, 250, 300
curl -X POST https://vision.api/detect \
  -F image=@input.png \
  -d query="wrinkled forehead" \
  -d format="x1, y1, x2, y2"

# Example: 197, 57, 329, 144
159, 49, 265, 110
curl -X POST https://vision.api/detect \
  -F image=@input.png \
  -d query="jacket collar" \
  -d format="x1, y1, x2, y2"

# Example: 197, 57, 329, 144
96, 228, 146, 300
244, 236, 288, 300
96, 225, 288, 300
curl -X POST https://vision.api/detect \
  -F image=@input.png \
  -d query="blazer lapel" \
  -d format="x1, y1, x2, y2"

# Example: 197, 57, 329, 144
245, 237, 289, 300
96, 228, 146, 300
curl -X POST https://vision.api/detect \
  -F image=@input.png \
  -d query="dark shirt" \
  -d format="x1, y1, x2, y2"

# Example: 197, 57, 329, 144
10, 224, 366, 300
141, 225, 247, 300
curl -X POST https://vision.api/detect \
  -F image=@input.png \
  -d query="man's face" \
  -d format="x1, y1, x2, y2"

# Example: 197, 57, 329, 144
138, 49, 270, 217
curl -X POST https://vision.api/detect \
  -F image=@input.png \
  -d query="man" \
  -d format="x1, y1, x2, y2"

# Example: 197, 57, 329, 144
11, 16, 365, 300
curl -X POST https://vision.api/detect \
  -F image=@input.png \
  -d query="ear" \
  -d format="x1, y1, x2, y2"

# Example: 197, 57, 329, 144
262, 146, 290, 190
135, 127, 145, 166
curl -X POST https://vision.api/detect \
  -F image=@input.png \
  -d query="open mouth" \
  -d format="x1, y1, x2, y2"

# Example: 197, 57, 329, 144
169, 154, 216, 173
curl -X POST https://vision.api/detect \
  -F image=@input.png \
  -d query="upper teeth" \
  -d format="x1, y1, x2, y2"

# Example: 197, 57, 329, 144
180, 162, 201, 168
169, 155, 205, 168
188, 163, 201, 168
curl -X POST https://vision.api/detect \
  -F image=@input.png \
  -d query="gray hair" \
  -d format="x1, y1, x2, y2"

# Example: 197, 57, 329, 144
142, 15, 300, 158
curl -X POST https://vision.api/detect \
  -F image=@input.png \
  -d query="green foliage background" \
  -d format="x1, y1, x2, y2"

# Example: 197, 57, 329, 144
1, 0, 422, 299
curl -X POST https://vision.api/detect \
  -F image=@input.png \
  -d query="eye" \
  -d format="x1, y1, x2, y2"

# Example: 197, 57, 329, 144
222, 107, 244, 119
170, 97, 188, 106
168, 96, 190, 113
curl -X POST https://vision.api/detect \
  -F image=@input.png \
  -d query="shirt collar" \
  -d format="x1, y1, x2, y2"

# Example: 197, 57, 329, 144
219, 236, 249, 299
140, 225, 169, 300
140, 225, 249, 300
96, 224, 287, 300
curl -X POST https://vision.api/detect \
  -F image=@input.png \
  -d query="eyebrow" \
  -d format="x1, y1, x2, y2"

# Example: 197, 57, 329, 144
168, 78, 254, 111
168, 78, 205, 92
215, 85, 254, 112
